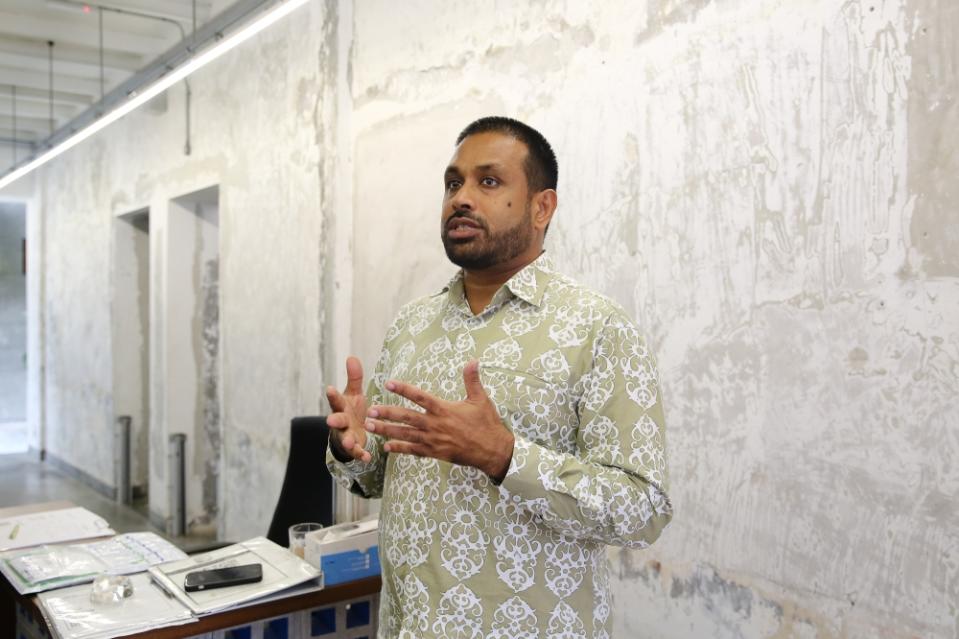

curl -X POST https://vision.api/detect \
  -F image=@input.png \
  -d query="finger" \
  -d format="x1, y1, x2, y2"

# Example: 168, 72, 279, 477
462, 359, 488, 402
333, 431, 370, 463
345, 356, 364, 395
349, 442, 371, 463
384, 380, 442, 413
365, 418, 425, 445
326, 386, 345, 413
382, 440, 424, 456
326, 411, 350, 430
367, 405, 427, 429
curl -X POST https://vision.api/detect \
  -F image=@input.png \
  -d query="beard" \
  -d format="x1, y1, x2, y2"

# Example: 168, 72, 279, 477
442, 201, 535, 270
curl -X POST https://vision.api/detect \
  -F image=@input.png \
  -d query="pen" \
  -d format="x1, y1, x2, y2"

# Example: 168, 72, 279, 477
9, 523, 20, 540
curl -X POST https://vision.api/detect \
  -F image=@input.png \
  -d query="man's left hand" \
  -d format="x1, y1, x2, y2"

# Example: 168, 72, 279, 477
364, 359, 515, 481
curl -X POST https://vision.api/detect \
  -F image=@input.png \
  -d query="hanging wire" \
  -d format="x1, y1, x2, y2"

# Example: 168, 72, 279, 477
47, 41, 55, 140
82, 1, 193, 155
98, 7, 105, 100
10, 85, 16, 165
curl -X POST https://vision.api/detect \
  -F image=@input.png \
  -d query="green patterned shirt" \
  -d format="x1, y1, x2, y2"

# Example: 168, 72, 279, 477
327, 253, 671, 639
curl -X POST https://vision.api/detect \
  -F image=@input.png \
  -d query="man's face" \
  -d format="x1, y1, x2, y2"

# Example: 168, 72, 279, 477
441, 132, 537, 270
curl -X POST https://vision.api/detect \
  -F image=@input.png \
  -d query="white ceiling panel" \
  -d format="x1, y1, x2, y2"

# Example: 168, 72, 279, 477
0, 0, 215, 167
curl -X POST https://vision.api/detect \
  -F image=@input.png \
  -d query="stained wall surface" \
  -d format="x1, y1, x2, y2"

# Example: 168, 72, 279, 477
5, 0, 957, 636
19, 0, 340, 538
349, 0, 957, 637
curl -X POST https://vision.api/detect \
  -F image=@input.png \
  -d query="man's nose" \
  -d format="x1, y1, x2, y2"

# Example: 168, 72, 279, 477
449, 181, 476, 210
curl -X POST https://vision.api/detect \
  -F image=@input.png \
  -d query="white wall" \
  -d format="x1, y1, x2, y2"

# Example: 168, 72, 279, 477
18, 0, 958, 636
348, 0, 957, 637
29, 0, 342, 537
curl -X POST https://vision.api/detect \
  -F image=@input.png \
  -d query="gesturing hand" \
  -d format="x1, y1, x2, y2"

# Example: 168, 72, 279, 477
325, 356, 371, 463
365, 360, 515, 481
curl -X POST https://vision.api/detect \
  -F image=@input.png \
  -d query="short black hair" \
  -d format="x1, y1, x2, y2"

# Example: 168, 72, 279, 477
455, 116, 558, 193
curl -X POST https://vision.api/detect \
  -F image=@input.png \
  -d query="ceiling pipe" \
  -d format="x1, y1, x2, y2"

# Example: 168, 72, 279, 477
10, 86, 16, 164
0, 0, 308, 191
0, 136, 35, 148
53, 0, 194, 155
98, 7, 104, 100
45, 0, 196, 25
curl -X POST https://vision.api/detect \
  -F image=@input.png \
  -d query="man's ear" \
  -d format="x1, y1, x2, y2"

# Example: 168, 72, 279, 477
532, 189, 557, 232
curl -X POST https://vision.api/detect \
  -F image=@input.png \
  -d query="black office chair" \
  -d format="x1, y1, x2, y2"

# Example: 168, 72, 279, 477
266, 416, 336, 547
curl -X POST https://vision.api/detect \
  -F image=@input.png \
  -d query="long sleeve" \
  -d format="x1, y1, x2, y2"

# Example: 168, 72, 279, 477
325, 345, 393, 499
499, 313, 672, 548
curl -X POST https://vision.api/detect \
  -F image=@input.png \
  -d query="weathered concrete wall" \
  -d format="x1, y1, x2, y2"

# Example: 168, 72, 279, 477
27, 0, 340, 539
8, 0, 957, 634
349, 0, 958, 636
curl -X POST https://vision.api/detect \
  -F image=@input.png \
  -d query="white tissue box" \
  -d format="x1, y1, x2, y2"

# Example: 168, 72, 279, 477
304, 517, 380, 585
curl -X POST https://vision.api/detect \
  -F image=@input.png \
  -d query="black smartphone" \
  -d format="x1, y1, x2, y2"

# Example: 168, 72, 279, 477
183, 562, 263, 592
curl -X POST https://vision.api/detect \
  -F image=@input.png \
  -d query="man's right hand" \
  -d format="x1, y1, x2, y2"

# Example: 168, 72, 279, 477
326, 356, 372, 463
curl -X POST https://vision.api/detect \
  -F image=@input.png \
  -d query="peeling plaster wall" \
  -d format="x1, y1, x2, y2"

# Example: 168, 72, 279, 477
20, 0, 959, 634
32, 1, 338, 539
349, 0, 958, 637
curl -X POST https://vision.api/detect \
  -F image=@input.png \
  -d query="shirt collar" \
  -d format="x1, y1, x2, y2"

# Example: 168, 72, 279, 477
441, 252, 554, 311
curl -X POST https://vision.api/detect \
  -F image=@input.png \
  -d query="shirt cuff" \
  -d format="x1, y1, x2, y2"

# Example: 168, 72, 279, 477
337, 433, 379, 474
499, 435, 565, 500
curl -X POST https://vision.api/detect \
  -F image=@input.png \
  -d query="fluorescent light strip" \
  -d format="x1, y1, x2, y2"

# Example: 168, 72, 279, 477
0, 0, 310, 191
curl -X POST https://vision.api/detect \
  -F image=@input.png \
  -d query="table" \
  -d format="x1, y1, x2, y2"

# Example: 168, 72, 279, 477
0, 501, 382, 638
0, 501, 77, 631
15, 575, 382, 638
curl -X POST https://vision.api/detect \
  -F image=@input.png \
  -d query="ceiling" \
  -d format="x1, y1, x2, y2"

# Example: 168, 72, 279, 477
0, 0, 220, 175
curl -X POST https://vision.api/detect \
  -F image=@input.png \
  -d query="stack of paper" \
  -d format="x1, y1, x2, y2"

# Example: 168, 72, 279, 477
38, 573, 196, 639
0, 507, 114, 552
149, 537, 322, 615
1, 532, 187, 594
33, 537, 321, 639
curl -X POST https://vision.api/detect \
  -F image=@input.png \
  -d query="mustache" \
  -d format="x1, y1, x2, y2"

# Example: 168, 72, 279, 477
446, 210, 488, 231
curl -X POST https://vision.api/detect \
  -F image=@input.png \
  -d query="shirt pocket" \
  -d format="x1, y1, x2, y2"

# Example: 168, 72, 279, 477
481, 366, 578, 454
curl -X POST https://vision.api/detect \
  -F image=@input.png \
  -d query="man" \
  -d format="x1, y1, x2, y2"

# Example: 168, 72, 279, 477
326, 116, 671, 639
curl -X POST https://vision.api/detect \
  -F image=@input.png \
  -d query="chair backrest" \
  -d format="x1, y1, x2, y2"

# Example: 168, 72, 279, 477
266, 416, 335, 546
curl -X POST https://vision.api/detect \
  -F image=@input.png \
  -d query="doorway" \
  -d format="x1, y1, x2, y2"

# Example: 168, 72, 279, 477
166, 186, 221, 538
112, 209, 151, 507
0, 201, 27, 454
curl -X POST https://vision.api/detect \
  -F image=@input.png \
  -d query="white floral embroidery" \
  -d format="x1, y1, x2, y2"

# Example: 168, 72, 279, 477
432, 584, 484, 639
440, 466, 491, 580
544, 535, 589, 598
591, 546, 611, 631
530, 348, 572, 382
383, 455, 439, 570
581, 416, 625, 465
493, 492, 542, 592
327, 254, 670, 639
489, 596, 539, 639
547, 601, 587, 639
396, 572, 430, 636
630, 414, 666, 485
482, 337, 524, 369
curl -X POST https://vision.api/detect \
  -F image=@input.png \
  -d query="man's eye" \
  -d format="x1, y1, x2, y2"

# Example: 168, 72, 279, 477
481, 177, 499, 187
446, 180, 462, 191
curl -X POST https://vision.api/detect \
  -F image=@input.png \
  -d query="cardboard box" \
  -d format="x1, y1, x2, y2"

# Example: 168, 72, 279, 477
304, 518, 380, 586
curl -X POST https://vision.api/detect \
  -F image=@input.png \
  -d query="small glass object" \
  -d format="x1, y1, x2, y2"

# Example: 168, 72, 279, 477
90, 574, 134, 604
288, 522, 323, 558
